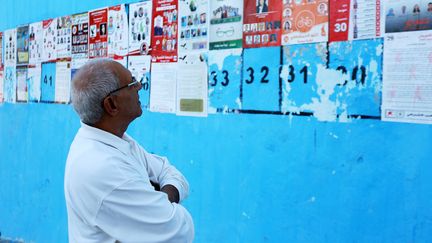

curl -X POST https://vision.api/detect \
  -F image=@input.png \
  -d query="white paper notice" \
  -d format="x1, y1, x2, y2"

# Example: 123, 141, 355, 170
29, 22, 43, 64
150, 63, 177, 113
382, 30, 432, 124
176, 63, 208, 116
16, 67, 28, 102
28, 64, 42, 102
55, 61, 71, 103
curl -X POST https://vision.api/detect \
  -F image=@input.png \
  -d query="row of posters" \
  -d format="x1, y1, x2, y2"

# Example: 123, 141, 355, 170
1, 0, 432, 124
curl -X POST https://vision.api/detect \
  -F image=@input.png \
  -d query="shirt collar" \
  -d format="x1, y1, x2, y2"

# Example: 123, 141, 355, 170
77, 122, 131, 155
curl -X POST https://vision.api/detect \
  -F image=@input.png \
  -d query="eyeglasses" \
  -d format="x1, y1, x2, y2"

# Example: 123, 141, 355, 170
105, 76, 142, 98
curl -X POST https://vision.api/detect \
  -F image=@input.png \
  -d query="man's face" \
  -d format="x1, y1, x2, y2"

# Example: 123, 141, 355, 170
112, 63, 143, 122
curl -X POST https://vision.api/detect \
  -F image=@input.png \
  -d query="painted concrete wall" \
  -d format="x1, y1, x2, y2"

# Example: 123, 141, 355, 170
1, 1, 432, 242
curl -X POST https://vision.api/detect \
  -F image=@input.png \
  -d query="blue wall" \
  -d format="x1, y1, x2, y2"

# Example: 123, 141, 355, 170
1, 1, 432, 242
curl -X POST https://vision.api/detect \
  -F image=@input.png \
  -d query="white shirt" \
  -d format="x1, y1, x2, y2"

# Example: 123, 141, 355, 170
64, 123, 194, 243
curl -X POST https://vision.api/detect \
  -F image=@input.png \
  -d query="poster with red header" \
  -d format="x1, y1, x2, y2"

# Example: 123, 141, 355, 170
151, 0, 179, 63
42, 19, 57, 62
329, 0, 383, 42
89, 8, 108, 59
243, 0, 282, 48
281, 0, 329, 45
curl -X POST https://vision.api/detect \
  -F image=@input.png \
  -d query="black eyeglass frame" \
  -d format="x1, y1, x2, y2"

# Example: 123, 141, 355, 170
104, 76, 142, 99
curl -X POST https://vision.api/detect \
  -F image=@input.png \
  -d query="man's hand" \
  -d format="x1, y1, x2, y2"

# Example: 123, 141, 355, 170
161, 185, 180, 203
150, 181, 180, 203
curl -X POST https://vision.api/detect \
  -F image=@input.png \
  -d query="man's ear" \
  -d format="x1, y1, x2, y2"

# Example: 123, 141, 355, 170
102, 96, 119, 116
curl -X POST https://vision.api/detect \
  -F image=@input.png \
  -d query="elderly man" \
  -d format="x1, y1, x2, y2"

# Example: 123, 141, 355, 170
64, 59, 194, 243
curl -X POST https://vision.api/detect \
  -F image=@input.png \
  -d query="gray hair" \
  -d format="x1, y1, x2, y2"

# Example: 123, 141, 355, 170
71, 59, 120, 124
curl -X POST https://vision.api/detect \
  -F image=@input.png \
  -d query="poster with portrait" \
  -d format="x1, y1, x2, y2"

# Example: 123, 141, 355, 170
4, 28, 17, 66
29, 21, 43, 65
151, 0, 179, 63
129, 1, 153, 56
385, 0, 432, 33
281, 0, 328, 45
42, 19, 57, 62
16, 67, 28, 102
179, 0, 209, 54
243, 0, 282, 48
71, 13, 89, 60
329, 0, 383, 42
27, 63, 42, 102
57, 16, 72, 59
209, 0, 243, 50
108, 4, 129, 64
128, 55, 152, 108
89, 8, 108, 59
17, 26, 29, 65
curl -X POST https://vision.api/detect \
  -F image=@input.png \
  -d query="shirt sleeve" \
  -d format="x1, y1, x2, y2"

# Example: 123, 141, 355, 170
128, 137, 190, 202
95, 179, 194, 243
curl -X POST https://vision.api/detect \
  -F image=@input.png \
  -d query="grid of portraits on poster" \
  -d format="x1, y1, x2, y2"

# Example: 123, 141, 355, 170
0, 0, 431, 124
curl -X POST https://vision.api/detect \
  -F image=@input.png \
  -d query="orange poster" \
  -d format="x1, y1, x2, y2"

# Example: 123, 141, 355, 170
282, 0, 328, 45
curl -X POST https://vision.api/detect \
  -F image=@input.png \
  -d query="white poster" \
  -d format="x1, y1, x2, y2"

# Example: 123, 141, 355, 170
27, 64, 42, 102
108, 4, 129, 63
382, 30, 432, 124
57, 16, 72, 59
128, 55, 151, 108
4, 66, 17, 103
179, 0, 209, 53
176, 63, 208, 116
16, 67, 28, 102
42, 19, 57, 62
129, 1, 153, 55
55, 61, 71, 103
209, 0, 243, 50
29, 22, 43, 64
4, 28, 17, 66
150, 63, 177, 113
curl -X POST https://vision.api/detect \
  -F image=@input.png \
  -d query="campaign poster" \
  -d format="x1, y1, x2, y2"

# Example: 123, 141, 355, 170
128, 55, 151, 109
55, 61, 71, 103
0, 32, 3, 68
108, 4, 129, 63
128, 1, 153, 56
209, 0, 243, 50
4, 28, 17, 66
281, 0, 329, 45
0, 68, 3, 103
151, 0, 179, 63
71, 13, 89, 63
27, 63, 42, 102
89, 8, 108, 59
179, 0, 209, 53
243, 0, 282, 48
57, 16, 72, 59
17, 25, 29, 65
329, 0, 383, 42
42, 19, 57, 62
385, 0, 432, 33
29, 21, 43, 64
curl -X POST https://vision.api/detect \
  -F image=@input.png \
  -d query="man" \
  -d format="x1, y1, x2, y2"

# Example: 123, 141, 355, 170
64, 59, 194, 243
